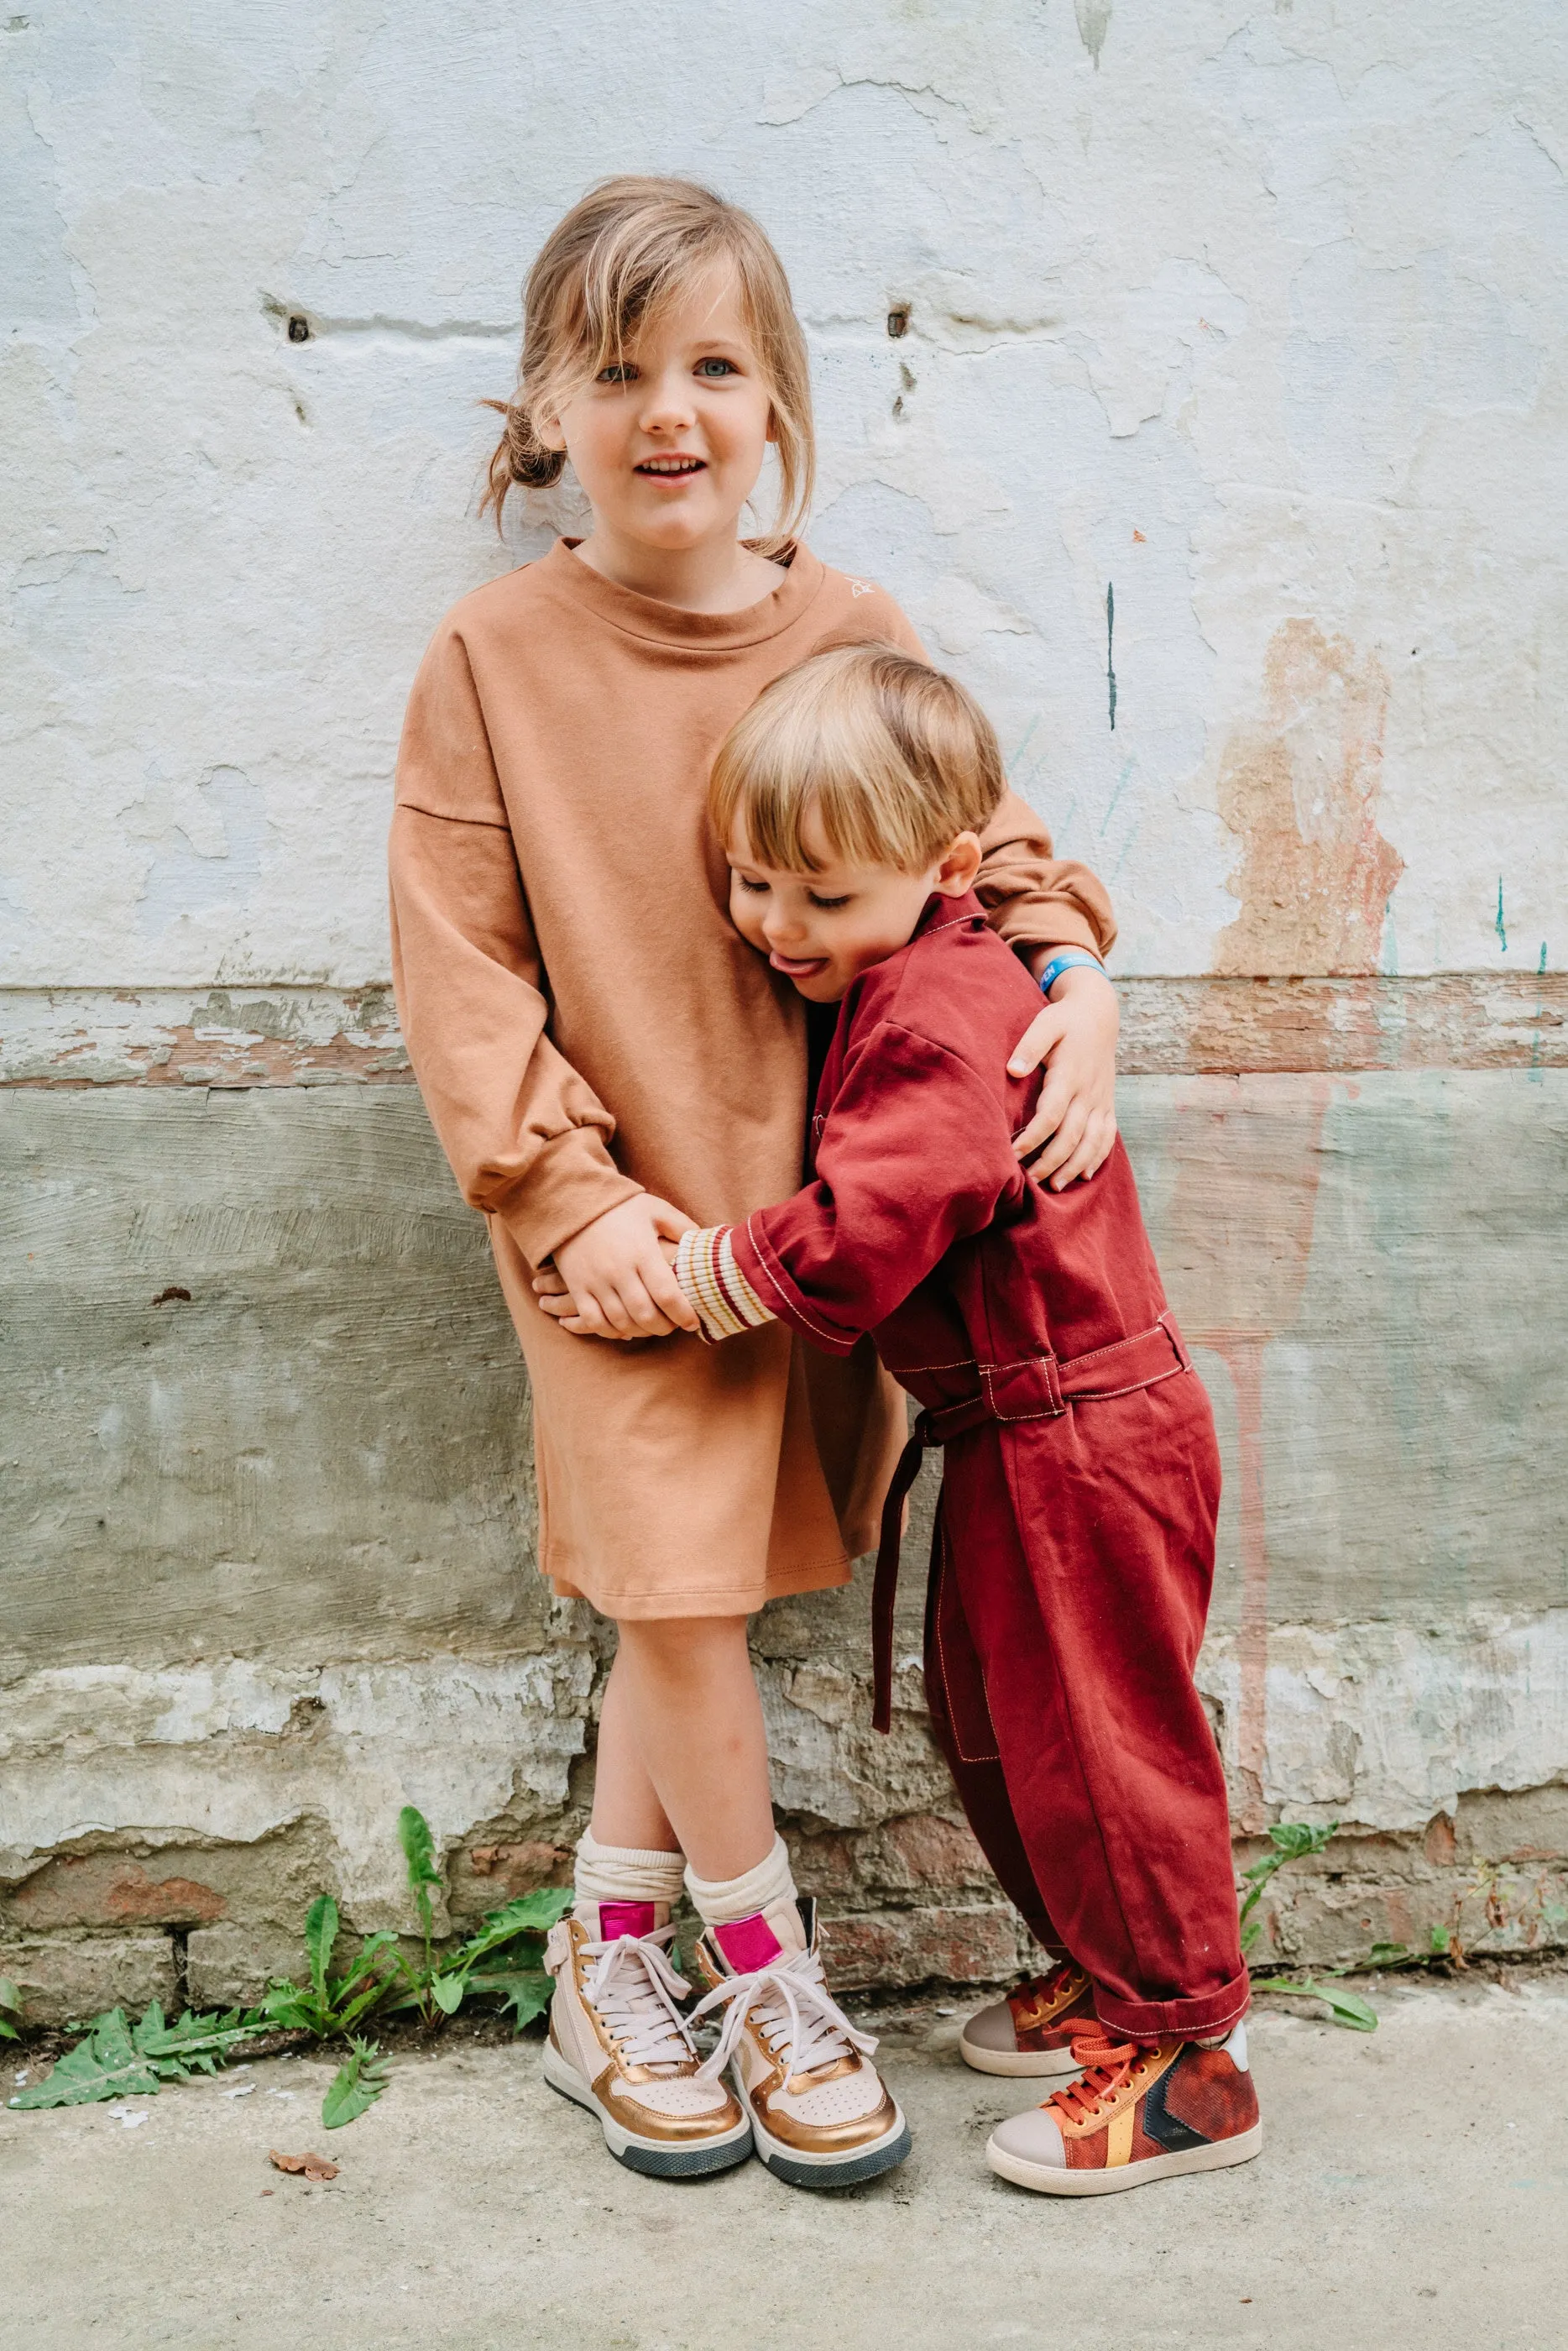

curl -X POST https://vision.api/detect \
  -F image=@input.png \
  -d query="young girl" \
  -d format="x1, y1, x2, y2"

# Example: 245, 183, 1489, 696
389, 175, 1120, 2189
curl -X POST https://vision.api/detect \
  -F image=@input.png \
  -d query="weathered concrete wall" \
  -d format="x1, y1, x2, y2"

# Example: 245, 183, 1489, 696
3, 2, 1566, 2011
5, 1076, 1565, 2010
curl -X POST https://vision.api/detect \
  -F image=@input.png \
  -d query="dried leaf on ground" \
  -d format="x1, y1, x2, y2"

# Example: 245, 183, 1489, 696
269, 2148, 339, 2181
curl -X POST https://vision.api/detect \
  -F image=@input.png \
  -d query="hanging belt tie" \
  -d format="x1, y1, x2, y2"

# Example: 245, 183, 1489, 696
870, 1312, 1193, 1734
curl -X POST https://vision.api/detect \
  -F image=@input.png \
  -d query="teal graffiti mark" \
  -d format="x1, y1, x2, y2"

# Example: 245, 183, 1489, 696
1106, 582, 1116, 731
1006, 715, 1039, 776
1530, 941, 1548, 1084
1495, 877, 1508, 953
1100, 757, 1134, 835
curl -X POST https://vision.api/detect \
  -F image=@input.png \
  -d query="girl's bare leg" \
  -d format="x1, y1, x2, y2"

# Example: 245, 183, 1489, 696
588, 1647, 681, 1854
593, 1615, 775, 1882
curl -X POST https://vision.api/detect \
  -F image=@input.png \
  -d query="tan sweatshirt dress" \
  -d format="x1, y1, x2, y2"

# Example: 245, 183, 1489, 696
389, 538, 1116, 1620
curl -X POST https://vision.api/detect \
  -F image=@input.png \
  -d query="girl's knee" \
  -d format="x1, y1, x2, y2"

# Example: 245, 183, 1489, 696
617, 1613, 751, 1678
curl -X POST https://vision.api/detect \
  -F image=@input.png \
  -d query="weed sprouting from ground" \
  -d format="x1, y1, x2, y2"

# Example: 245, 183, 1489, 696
1241, 1823, 1378, 2031
7, 1806, 570, 2127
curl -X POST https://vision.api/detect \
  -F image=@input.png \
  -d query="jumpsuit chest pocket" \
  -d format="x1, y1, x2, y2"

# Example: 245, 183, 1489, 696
924, 1507, 1001, 1766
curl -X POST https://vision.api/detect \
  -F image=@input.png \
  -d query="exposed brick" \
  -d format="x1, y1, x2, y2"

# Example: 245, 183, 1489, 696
821, 1904, 1028, 1991
0, 1934, 176, 2026
8, 1856, 227, 1929
185, 1924, 308, 2008
448, 1840, 572, 1919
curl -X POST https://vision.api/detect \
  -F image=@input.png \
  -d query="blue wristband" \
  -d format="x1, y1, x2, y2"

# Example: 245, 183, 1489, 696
1037, 949, 1107, 996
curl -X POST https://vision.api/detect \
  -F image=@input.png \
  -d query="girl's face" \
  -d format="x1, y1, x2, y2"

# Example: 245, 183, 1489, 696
541, 265, 776, 558
726, 810, 984, 1003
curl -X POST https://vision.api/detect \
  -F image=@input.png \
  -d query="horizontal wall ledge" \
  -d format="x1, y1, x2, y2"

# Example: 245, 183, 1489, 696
3, 972, 1561, 1086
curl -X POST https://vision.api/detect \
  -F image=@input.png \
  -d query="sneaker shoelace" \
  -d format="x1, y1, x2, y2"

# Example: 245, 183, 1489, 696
1011, 1959, 1083, 2018
578, 1925, 699, 2072
691, 1945, 877, 2086
1046, 2029, 1160, 2127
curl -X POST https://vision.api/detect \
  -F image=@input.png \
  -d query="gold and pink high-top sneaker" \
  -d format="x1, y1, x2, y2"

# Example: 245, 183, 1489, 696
689, 1897, 910, 2191
542, 1900, 751, 2178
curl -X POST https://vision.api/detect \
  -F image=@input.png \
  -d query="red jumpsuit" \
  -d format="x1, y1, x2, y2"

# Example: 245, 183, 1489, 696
725, 893, 1248, 2040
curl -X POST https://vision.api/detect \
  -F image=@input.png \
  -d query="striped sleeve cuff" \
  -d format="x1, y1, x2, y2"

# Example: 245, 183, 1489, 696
674, 1225, 777, 1343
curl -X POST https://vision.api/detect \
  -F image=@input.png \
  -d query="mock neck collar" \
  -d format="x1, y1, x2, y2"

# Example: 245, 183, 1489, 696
541, 537, 826, 650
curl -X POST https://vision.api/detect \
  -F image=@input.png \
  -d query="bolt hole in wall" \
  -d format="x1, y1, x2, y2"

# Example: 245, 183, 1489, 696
287, 316, 310, 343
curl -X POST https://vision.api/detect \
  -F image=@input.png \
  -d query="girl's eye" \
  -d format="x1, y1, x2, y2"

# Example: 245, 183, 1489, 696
734, 876, 769, 894
597, 363, 638, 385
695, 358, 738, 378
807, 893, 852, 912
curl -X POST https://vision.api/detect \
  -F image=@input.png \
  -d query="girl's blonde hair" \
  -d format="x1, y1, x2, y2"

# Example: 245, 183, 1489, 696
483, 175, 814, 556
710, 642, 1006, 874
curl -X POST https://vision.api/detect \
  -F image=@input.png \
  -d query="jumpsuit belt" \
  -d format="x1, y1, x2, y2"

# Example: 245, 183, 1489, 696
870, 1312, 1194, 1733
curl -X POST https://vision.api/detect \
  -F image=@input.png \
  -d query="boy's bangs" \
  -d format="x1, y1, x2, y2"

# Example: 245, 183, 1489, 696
721, 686, 943, 876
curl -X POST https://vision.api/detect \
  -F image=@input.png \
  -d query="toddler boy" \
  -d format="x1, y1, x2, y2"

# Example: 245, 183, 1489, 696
546, 642, 1259, 2195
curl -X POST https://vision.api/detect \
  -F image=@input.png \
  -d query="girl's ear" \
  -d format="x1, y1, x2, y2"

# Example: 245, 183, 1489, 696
536, 408, 567, 453
932, 832, 984, 896
766, 405, 778, 447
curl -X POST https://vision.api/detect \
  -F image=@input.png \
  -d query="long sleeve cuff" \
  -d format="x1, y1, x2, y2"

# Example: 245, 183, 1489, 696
674, 1226, 778, 1343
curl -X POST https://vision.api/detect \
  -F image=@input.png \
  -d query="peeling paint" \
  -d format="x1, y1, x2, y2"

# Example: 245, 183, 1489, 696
1213, 620, 1404, 980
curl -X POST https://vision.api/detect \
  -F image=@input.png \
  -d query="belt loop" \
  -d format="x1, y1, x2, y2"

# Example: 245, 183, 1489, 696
1161, 1311, 1193, 1374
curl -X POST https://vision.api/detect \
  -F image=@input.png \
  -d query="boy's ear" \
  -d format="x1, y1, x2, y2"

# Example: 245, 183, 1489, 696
932, 832, 984, 896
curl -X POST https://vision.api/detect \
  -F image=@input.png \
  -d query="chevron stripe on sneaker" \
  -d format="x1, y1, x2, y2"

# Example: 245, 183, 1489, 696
985, 2021, 1262, 2197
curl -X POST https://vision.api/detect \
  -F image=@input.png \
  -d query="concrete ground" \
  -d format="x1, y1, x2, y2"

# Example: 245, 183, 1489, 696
2, 1978, 1564, 2351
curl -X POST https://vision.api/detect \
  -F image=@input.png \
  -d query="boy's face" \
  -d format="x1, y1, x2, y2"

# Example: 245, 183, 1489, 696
541, 264, 776, 560
726, 810, 982, 1003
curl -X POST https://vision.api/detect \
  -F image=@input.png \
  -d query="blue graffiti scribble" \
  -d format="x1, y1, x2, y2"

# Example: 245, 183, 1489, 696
1496, 877, 1508, 954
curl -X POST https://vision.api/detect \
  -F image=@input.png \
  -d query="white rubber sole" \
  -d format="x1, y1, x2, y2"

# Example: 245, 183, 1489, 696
739, 2076, 912, 2191
959, 2033, 1083, 2079
986, 2120, 1263, 2197
541, 2036, 753, 2180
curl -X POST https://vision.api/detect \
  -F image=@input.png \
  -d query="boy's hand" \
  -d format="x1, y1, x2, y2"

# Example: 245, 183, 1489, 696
1007, 961, 1119, 1190
535, 1196, 699, 1339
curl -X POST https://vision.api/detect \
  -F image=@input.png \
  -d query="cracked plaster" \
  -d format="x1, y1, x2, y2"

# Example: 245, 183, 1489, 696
2, 0, 1564, 1004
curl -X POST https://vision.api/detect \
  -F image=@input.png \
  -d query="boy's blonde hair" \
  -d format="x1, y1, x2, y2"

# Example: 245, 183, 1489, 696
709, 642, 1006, 875
483, 175, 813, 556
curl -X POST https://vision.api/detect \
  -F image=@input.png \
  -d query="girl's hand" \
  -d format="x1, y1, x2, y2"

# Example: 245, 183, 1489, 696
536, 1196, 699, 1338
1006, 962, 1119, 1189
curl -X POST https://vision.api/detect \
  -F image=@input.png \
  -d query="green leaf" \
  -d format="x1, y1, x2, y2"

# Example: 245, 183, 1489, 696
10, 2008, 162, 2108
305, 1895, 339, 2003
0, 2019, 18, 2043
452, 1888, 572, 1969
260, 1982, 324, 2034
467, 1966, 552, 2032
1251, 1975, 1378, 2032
398, 1807, 442, 1893
0, 1977, 22, 2020
321, 2038, 389, 2129
332, 1930, 400, 1997
430, 1971, 467, 2016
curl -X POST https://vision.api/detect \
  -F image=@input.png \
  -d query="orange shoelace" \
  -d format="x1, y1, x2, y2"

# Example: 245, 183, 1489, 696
1046, 2030, 1160, 2128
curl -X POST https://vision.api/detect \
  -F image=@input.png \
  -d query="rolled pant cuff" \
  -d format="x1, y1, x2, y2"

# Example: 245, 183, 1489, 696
1093, 1969, 1252, 2044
